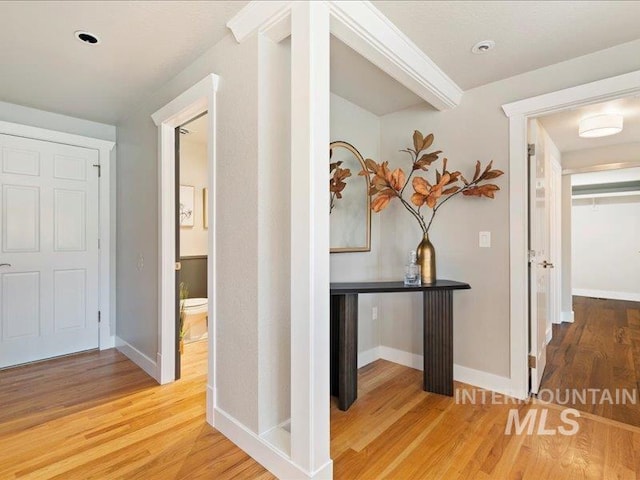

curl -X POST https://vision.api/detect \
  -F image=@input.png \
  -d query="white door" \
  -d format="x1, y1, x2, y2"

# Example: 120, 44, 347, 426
528, 120, 551, 394
0, 134, 99, 368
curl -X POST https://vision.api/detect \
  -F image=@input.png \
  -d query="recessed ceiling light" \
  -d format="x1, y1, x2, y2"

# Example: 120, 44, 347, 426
578, 113, 623, 138
471, 40, 495, 54
74, 30, 100, 45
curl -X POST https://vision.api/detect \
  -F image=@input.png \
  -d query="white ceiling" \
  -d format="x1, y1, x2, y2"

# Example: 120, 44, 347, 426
373, 1, 640, 90
330, 36, 428, 116
3, 1, 640, 125
0, 1, 245, 124
538, 96, 640, 152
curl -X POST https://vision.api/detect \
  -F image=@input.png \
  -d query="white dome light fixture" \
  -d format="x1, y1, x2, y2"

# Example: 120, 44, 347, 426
578, 113, 623, 138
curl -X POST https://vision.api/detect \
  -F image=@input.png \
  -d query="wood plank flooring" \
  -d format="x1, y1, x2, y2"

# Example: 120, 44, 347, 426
541, 296, 640, 426
4, 331, 640, 478
0, 341, 273, 480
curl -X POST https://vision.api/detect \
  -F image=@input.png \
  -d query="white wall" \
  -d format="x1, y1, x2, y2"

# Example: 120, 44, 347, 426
116, 32, 261, 432
375, 39, 640, 378
180, 139, 208, 257
257, 35, 291, 435
572, 195, 640, 301
329, 93, 381, 357
563, 142, 640, 170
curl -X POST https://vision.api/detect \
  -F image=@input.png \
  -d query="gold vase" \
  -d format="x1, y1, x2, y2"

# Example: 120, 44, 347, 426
417, 233, 436, 284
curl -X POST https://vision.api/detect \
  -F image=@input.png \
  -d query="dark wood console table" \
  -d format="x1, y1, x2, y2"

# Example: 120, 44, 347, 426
330, 280, 471, 411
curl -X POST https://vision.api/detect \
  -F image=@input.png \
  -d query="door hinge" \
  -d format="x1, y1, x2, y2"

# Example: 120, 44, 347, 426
528, 354, 536, 368
93, 164, 101, 177
527, 143, 535, 156
98, 311, 101, 323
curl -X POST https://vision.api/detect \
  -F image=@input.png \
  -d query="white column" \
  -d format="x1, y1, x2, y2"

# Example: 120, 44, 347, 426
290, 1, 332, 476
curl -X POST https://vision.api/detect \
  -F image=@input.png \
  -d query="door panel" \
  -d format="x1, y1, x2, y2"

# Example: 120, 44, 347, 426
2, 272, 40, 339
3, 185, 40, 252
0, 133, 99, 368
528, 120, 550, 394
54, 189, 86, 251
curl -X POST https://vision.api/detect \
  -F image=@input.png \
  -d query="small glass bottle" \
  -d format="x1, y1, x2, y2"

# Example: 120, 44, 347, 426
404, 250, 421, 286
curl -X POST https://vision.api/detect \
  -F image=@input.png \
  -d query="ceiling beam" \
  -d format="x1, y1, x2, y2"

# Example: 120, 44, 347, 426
226, 0, 463, 111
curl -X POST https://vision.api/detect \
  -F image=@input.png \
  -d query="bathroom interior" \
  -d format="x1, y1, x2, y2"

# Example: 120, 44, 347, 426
178, 112, 209, 377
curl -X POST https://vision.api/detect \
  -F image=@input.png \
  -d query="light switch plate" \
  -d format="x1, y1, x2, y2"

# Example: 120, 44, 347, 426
479, 231, 491, 248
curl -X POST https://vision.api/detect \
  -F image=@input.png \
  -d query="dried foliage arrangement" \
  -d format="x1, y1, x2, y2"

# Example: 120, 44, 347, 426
329, 149, 352, 214
360, 130, 504, 234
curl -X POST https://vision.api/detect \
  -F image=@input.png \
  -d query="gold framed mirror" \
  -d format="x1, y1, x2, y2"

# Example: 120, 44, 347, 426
330, 141, 371, 253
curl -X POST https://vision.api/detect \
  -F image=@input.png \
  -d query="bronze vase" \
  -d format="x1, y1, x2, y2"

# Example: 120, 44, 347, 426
417, 233, 436, 284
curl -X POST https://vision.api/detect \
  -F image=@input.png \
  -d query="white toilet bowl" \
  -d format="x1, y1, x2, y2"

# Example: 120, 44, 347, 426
181, 298, 208, 343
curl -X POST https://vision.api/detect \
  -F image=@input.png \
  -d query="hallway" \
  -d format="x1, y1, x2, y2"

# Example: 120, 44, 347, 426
541, 296, 640, 426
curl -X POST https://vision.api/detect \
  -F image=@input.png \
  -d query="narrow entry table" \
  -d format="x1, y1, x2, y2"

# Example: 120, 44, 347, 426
330, 280, 471, 411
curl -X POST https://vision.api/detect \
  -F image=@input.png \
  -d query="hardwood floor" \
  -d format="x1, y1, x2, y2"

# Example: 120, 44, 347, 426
4, 335, 640, 478
541, 296, 640, 426
0, 341, 273, 480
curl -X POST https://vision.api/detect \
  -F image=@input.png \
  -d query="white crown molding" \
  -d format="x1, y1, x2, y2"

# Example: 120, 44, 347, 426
227, 1, 293, 43
502, 69, 640, 117
327, 1, 462, 111
226, 0, 463, 111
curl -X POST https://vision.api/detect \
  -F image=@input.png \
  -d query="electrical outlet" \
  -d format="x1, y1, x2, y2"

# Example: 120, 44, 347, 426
372, 307, 378, 320
137, 254, 144, 271
479, 231, 491, 248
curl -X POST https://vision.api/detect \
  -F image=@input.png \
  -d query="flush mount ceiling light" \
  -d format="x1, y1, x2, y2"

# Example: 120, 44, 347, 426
471, 40, 495, 54
578, 113, 623, 138
74, 30, 100, 45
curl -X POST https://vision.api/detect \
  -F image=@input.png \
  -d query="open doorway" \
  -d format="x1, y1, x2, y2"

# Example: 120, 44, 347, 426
527, 96, 640, 426
176, 113, 209, 381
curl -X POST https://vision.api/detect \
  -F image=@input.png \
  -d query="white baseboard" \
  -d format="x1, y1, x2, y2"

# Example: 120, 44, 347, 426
378, 345, 423, 370
206, 384, 215, 426
546, 326, 553, 345
357, 347, 380, 368
99, 334, 115, 350
213, 407, 333, 479
452, 364, 514, 398
370, 345, 514, 398
115, 336, 158, 381
562, 310, 575, 323
573, 288, 640, 302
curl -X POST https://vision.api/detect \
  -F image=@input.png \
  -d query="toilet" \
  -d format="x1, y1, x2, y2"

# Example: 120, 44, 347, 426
181, 297, 208, 343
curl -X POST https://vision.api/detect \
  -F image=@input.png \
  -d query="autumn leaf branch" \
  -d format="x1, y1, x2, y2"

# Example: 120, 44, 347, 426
359, 130, 504, 235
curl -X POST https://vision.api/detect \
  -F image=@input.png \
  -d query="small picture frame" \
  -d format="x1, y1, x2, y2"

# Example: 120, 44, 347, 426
180, 185, 195, 227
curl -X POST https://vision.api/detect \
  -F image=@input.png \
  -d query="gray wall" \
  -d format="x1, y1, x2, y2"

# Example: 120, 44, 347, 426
0, 100, 116, 141
376, 39, 640, 378
116, 33, 261, 431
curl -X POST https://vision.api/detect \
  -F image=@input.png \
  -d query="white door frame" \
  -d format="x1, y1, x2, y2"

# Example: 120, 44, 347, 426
151, 74, 219, 423
549, 155, 562, 334
502, 69, 640, 399
0, 120, 116, 351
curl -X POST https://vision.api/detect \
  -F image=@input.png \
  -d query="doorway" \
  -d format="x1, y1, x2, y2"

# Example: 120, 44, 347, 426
0, 126, 114, 369
176, 113, 209, 380
502, 69, 640, 400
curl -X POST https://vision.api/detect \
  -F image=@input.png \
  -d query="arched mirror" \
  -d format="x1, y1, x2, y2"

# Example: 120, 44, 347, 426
330, 141, 371, 253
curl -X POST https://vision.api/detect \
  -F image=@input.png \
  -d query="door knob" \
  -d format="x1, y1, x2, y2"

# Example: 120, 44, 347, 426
540, 261, 554, 269
0, 263, 11, 267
